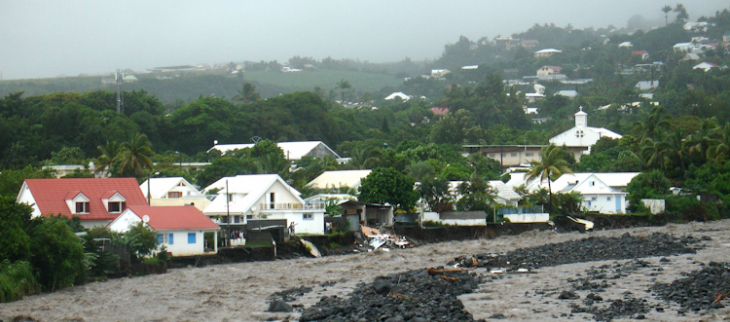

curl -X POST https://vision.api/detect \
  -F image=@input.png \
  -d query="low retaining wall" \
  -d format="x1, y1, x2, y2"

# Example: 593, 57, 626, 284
393, 223, 553, 243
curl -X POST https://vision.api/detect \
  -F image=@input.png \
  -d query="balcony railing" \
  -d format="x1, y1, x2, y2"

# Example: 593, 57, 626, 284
259, 202, 325, 211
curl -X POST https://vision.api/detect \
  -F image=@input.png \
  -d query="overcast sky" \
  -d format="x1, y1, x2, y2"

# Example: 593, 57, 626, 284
0, 0, 727, 80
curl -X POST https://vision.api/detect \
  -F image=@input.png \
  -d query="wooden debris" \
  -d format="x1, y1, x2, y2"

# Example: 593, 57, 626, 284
440, 276, 460, 282
712, 291, 727, 305
472, 258, 478, 267
427, 267, 464, 276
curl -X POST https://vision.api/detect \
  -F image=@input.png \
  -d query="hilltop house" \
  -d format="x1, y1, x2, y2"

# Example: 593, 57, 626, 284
537, 66, 562, 76
385, 92, 412, 101
16, 178, 148, 228
534, 48, 562, 58
210, 141, 340, 161
549, 107, 622, 158
139, 177, 210, 211
202, 174, 325, 236
108, 205, 220, 256
693, 62, 719, 72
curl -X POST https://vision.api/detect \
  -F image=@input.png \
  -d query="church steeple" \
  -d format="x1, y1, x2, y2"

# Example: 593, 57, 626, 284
575, 106, 587, 128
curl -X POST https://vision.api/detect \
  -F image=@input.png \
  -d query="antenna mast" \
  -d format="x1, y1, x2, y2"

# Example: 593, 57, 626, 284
115, 69, 124, 113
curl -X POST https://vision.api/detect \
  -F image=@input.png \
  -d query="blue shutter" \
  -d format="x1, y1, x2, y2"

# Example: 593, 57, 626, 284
187, 232, 196, 244
169, 233, 174, 245
157, 234, 162, 244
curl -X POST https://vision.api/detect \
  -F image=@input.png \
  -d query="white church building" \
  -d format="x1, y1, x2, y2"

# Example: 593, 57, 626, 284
549, 107, 622, 159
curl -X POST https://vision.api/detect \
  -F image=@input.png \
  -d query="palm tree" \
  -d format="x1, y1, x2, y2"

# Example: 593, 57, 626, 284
641, 134, 672, 172
336, 79, 352, 102
348, 147, 379, 170
95, 141, 122, 177
662, 5, 672, 26
708, 122, 730, 162
119, 133, 154, 178
232, 82, 260, 104
525, 144, 573, 213
632, 106, 671, 141
686, 117, 719, 162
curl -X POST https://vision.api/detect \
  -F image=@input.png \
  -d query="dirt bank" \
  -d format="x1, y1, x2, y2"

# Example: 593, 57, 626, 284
2, 220, 730, 321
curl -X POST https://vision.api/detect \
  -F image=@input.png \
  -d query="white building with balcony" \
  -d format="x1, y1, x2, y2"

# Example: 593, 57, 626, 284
202, 174, 325, 235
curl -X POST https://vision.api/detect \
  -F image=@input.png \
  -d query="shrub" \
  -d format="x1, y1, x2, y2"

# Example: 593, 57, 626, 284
0, 260, 40, 303
28, 217, 86, 291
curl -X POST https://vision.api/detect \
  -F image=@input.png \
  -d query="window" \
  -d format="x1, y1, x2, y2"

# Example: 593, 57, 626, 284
75, 202, 89, 213
168, 233, 174, 245
246, 215, 253, 220
589, 181, 595, 187
157, 234, 162, 244
227, 193, 233, 202
488, 153, 495, 158
269, 192, 275, 209
220, 217, 228, 223
591, 197, 597, 201
510, 152, 517, 157
303, 213, 313, 220
168, 191, 182, 198
607, 197, 612, 201
108, 201, 126, 213
187, 233, 196, 244
526, 152, 534, 157
234, 216, 241, 223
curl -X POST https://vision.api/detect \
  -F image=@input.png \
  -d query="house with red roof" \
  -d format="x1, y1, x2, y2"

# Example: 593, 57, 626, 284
536, 65, 562, 76
17, 178, 149, 228
108, 205, 220, 256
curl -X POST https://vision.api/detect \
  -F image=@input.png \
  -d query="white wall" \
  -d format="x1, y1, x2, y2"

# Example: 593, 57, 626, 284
253, 180, 302, 214
108, 210, 141, 232
504, 213, 550, 223
582, 194, 625, 214
16, 187, 41, 218
157, 230, 210, 256
264, 211, 325, 235
440, 219, 486, 226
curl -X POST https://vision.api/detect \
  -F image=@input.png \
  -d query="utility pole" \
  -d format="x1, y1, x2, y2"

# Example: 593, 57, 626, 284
226, 179, 230, 247
115, 69, 124, 114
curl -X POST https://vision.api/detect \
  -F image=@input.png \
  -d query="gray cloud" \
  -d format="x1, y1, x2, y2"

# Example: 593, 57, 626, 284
0, 0, 727, 79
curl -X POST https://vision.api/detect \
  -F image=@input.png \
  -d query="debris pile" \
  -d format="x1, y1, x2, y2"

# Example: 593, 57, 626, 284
361, 226, 411, 251
299, 268, 483, 321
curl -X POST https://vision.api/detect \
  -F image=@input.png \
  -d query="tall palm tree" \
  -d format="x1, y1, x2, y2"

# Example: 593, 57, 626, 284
119, 133, 154, 179
348, 147, 379, 170
232, 82, 260, 104
641, 132, 672, 172
336, 79, 352, 102
95, 141, 122, 177
686, 117, 719, 162
662, 5, 672, 26
526, 144, 573, 213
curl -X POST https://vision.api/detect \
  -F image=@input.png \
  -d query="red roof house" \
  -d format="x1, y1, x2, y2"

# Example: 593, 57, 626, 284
108, 205, 220, 256
17, 178, 149, 227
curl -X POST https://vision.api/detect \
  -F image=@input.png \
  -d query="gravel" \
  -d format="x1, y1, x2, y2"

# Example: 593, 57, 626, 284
652, 261, 730, 312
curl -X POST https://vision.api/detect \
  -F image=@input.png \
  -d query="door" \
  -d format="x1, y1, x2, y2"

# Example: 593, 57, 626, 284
615, 196, 621, 213
346, 214, 360, 231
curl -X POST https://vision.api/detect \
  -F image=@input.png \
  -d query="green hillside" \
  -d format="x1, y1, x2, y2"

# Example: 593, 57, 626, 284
0, 69, 403, 103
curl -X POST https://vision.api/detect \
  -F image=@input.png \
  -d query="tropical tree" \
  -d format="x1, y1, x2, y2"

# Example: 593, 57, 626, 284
525, 144, 573, 213
662, 5, 672, 26
232, 82, 260, 104
405, 161, 436, 183
336, 79, 352, 102
455, 175, 496, 212
358, 167, 419, 212
347, 147, 379, 170
416, 177, 453, 213
119, 133, 154, 179
686, 117, 719, 162
95, 141, 122, 176
673, 3, 689, 23
708, 122, 730, 162
632, 106, 671, 141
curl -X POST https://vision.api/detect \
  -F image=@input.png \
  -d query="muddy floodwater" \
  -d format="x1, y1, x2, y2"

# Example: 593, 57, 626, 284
3, 220, 730, 321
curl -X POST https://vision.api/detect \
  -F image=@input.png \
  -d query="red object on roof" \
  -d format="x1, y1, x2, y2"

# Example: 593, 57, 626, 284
23, 178, 148, 221
431, 107, 449, 115
126, 205, 220, 230
631, 50, 648, 56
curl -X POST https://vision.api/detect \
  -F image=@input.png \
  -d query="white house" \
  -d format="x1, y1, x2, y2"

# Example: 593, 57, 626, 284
385, 92, 412, 101
635, 80, 659, 91
673, 42, 697, 53
210, 141, 340, 161
306, 169, 372, 191
693, 62, 719, 72
534, 48, 562, 58
537, 65, 562, 76
108, 205, 220, 256
202, 174, 325, 235
618, 41, 633, 48
139, 177, 210, 211
515, 172, 640, 214
430, 69, 451, 78
549, 107, 622, 156
442, 180, 521, 209
555, 90, 578, 99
